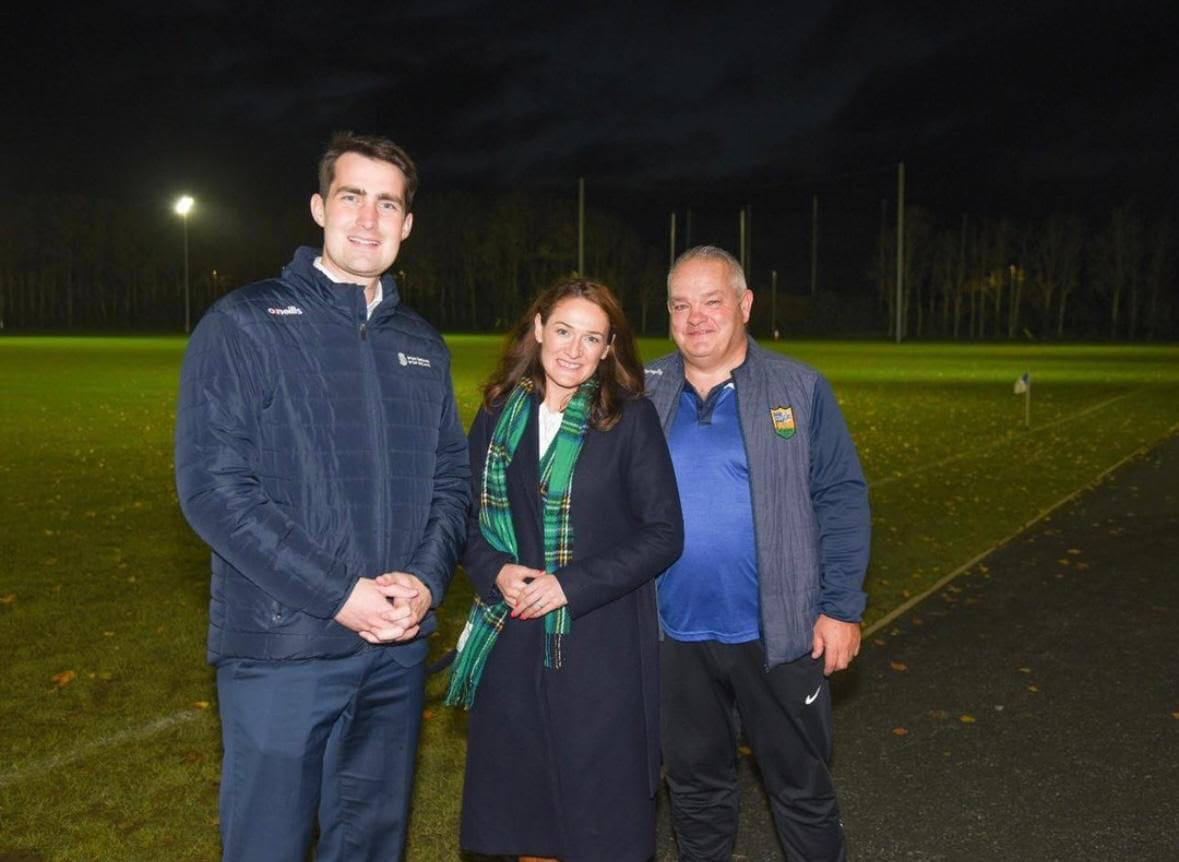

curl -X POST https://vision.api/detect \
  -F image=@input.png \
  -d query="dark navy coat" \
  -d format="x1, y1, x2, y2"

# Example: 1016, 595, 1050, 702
175, 247, 470, 664
460, 395, 683, 861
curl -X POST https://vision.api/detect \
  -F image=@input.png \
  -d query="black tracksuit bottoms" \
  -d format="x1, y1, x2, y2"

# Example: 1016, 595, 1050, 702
660, 638, 846, 862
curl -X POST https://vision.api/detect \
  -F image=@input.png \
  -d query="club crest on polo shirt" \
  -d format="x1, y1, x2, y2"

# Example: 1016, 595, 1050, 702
771, 405, 796, 439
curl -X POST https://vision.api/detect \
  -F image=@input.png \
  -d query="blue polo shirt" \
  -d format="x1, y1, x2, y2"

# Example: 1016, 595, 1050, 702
657, 382, 760, 643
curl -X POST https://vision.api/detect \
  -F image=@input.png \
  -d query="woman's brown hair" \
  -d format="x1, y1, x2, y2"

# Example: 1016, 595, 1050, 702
483, 277, 644, 430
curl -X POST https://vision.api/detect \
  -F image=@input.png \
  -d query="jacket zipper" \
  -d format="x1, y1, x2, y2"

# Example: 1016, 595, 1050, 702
654, 377, 687, 644
359, 305, 388, 591
730, 376, 771, 672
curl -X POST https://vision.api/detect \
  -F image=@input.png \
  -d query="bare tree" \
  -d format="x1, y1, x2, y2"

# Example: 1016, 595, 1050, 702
1093, 205, 1144, 340
1143, 217, 1174, 341
1028, 214, 1083, 339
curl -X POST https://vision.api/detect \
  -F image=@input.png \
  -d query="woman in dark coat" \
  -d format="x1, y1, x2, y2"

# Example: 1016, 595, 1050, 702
448, 277, 683, 862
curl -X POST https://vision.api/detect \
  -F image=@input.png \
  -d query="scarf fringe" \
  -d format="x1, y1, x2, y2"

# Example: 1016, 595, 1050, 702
443, 598, 508, 709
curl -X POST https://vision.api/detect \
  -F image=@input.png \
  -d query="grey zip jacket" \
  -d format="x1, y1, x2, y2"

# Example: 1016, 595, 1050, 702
644, 338, 870, 668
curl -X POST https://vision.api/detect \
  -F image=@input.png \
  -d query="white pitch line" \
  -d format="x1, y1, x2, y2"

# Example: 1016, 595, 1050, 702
863, 421, 1179, 639
870, 388, 1140, 488
0, 709, 207, 789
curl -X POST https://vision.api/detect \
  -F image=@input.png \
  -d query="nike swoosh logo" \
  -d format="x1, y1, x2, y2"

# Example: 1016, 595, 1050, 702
804, 685, 822, 705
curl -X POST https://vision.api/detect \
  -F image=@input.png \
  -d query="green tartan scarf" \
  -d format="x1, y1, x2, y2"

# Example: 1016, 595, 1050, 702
443, 376, 598, 709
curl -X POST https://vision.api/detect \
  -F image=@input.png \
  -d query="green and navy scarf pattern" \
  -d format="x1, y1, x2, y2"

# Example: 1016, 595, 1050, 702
444, 376, 598, 709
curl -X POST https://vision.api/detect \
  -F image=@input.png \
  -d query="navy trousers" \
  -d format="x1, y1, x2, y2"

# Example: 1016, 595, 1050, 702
216, 646, 425, 862
661, 639, 846, 862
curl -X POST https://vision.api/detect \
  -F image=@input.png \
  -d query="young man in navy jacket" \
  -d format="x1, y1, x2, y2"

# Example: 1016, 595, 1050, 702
175, 133, 470, 861
645, 245, 870, 861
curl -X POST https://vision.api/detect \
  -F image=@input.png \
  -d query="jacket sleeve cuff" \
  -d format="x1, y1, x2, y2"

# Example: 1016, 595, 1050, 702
400, 565, 444, 609
818, 589, 867, 623
316, 565, 363, 620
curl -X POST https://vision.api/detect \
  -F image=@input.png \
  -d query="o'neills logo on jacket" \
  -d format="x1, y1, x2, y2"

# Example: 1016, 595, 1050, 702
267, 305, 304, 316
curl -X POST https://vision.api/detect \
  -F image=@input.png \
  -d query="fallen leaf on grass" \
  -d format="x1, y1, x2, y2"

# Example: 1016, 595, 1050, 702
1067, 548, 1082, 555
1057, 559, 1070, 566
193, 701, 210, 710
928, 709, 949, 720
1018, 667, 1032, 673
890, 660, 908, 672
52, 670, 77, 688
422, 708, 434, 720
959, 714, 976, 724
738, 744, 752, 755
1027, 685, 1039, 693
0, 594, 15, 605
1172, 712, 1179, 720
892, 727, 909, 736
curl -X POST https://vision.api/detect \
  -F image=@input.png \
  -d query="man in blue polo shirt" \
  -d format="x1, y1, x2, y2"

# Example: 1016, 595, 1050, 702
645, 245, 870, 861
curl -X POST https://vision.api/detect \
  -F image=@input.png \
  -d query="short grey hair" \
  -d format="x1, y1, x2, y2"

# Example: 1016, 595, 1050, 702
667, 245, 748, 296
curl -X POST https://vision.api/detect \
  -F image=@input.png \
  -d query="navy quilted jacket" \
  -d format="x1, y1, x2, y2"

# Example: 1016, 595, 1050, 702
175, 247, 470, 664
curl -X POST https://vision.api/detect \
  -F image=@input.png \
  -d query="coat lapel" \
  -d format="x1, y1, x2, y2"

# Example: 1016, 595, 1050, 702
506, 397, 544, 549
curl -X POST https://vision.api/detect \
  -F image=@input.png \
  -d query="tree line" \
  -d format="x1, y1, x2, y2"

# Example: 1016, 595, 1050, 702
874, 205, 1176, 341
1, 191, 1175, 340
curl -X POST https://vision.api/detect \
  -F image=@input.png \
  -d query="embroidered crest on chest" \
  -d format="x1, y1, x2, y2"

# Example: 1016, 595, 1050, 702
770, 405, 796, 439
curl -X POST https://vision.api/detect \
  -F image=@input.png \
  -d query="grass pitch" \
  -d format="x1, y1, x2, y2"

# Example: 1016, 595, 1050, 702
1, 335, 1177, 859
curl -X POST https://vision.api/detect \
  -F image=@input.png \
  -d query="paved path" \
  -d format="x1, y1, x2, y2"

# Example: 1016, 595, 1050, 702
656, 432, 1179, 861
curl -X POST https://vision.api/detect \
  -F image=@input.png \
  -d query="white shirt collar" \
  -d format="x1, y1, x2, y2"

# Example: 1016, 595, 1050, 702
314, 256, 382, 320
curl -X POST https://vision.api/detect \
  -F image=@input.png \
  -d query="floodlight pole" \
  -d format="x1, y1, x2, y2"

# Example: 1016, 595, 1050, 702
175, 195, 195, 335
810, 193, 819, 295
745, 204, 752, 281
577, 177, 585, 276
771, 269, 779, 340
669, 211, 677, 270
739, 207, 747, 271
895, 161, 905, 344
182, 213, 190, 334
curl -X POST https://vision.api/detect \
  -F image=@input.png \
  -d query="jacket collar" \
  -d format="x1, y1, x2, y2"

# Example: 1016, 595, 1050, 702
281, 246, 403, 322
663, 334, 764, 387
731, 335, 765, 385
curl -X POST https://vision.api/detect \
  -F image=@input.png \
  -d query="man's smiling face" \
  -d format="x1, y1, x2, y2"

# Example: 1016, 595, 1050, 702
310, 151, 413, 289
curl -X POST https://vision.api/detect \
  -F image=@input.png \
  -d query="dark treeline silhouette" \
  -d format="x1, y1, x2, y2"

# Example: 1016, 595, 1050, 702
874, 205, 1177, 341
0, 191, 669, 337
2, 191, 1175, 341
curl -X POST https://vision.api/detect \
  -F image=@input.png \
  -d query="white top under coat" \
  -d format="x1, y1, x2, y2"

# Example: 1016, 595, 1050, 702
538, 402, 564, 459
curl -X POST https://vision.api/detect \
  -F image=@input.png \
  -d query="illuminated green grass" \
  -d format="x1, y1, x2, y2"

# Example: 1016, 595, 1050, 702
2, 335, 1177, 859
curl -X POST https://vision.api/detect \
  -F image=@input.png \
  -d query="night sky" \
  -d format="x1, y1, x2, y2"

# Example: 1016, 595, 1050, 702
6, 0, 1176, 223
